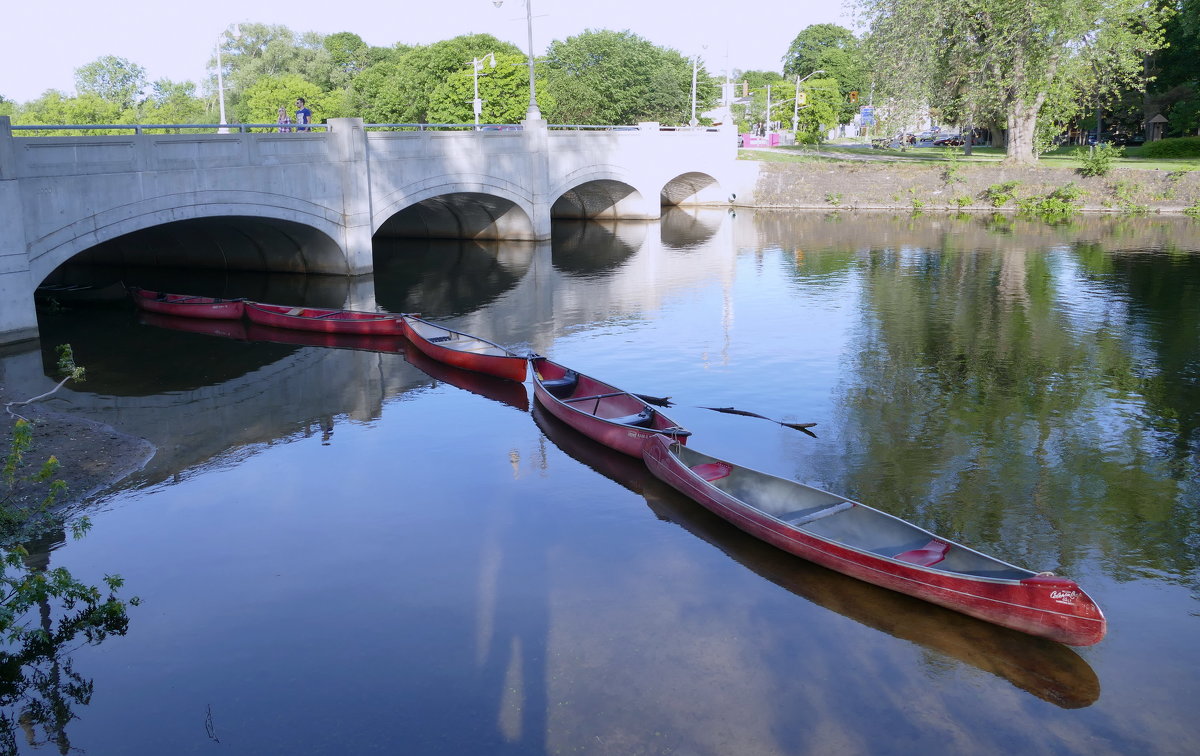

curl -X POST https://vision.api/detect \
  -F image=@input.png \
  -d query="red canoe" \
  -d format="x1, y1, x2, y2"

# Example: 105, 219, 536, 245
530, 356, 691, 457
244, 302, 405, 336
129, 287, 245, 320
399, 315, 528, 382
642, 436, 1107, 646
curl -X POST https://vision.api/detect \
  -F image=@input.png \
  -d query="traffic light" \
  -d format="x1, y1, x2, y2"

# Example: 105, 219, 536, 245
797, 91, 807, 106
850, 91, 859, 103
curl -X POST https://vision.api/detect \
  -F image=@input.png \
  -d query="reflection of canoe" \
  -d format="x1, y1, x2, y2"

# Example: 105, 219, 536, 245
244, 323, 405, 354
245, 301, 405, 335
403, 341, 530, 411
642, 437, 1107, 647
36, 281, 127, 303
138, 312, 249, 341
533, 407, 1100, 709
129, 287, 245, 319
530, 356, 690, 457
399, 315, 528, 382
642, 475, 1102, 709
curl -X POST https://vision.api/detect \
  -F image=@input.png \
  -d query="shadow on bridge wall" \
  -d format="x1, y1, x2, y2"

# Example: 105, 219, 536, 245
376, 193, 536, 240
62, 216, 348, 275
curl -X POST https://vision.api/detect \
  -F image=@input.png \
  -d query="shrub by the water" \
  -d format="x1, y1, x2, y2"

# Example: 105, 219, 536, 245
1140, 137, 1200, 159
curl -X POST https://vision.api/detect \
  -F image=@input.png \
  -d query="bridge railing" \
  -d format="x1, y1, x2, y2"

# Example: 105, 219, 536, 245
9, 122, 726, 136
9, 123, 330, 136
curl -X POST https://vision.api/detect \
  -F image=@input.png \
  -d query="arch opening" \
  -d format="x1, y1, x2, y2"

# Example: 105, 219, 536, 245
551, 180, 644, 219
376, 193, 535, 240
660, 172, 724, 206
57, 216, 347, 275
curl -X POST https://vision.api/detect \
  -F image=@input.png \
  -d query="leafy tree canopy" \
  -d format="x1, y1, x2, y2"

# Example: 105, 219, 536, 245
427, 52, 557, 124
74, 55, 147, 109
352, 34, 522, 124
543, 29, 717, 125
242, 74, 333, 125
857, 0, 1171, 162
781, 24, 868, 124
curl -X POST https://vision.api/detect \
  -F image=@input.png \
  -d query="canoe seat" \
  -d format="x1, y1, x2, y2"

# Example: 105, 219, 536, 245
286, 307, 304, 316
542, 369, 579, 397
894, 539, 950, 567
607, 408, 654, 427
691, 462, 732, 482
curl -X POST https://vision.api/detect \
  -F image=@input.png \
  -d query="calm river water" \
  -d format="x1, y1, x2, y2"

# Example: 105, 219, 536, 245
6, 209, 1199, 754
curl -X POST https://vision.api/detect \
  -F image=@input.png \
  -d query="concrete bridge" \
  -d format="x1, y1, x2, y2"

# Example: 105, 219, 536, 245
0, 115, 740, 345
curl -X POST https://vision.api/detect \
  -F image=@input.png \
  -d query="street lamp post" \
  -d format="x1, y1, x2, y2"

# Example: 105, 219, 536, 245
216, 23, 242, 134
492, 0, 542, 122
790, 69, 825, 135
471, 53, 497, 128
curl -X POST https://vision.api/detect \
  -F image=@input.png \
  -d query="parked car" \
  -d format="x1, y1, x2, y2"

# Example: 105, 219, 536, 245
933, 133, 964, 147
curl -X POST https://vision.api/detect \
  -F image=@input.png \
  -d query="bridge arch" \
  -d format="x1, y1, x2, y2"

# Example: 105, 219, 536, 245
549, 167, 658, 220
372, 177, 538, 241
28, 192, 351, 282
660, 171, 727, 206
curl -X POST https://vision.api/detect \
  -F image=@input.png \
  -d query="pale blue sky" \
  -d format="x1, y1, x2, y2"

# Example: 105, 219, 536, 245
4, 0, 855, 103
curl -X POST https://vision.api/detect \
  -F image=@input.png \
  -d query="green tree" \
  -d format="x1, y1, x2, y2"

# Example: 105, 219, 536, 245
542, 30, 716, 125
857, 0, 1170, 163
351, 35, 521, 124
732, 72, 788, 134
12, 91, 128, 134
242, 75, 332, 125
210, 23, 333, 122
427, 52, 555, 124
74, 55, 147, 109
782, 24, 868, 124
1, 346, 137, 751
138, 79, 207, 127
1149, 0, 1200, 136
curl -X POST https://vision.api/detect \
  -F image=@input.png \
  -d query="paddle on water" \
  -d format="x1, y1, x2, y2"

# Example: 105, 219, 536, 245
633, 394, 818, 437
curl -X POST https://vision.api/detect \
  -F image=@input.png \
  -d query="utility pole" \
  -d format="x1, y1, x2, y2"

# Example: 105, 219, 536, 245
765, 85, 772, 136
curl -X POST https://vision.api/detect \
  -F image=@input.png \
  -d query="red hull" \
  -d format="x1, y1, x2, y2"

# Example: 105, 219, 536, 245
642, 436, 1106, 646
138, 312, 248, 340
244, 302, 405, 336
129, 287, 245, 320
400, 315, 528, 382
531, 357, 690, 458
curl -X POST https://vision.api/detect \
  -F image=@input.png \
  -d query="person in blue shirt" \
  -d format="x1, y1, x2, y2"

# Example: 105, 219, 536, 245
294, 98, 312, 131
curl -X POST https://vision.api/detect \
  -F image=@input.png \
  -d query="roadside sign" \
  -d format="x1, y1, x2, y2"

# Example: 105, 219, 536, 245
860, 106, 875, 126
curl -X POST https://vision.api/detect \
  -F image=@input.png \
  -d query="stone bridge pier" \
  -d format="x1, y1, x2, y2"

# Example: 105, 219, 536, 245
0, 115, 743, 345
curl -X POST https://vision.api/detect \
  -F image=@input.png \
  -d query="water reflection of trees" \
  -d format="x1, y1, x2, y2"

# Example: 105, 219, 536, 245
832, 239, 1199, 585
1, 531, 130, 754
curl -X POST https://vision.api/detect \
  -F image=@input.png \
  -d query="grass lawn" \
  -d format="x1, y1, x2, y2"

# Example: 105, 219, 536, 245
742, 143, 1200, 171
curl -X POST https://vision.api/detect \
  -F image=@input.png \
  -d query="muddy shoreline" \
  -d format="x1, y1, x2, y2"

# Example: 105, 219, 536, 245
2, 402, 154, 511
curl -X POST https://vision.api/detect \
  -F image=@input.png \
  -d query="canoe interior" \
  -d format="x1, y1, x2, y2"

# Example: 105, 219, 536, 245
533, 358, 688, 435
249, 303, 395, 322
671, 444, 1032, 581
404, 316, 516, 357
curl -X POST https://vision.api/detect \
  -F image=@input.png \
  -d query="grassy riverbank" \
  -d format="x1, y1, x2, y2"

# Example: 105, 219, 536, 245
740, 146, 1200, 215
743, 143, 1200, 173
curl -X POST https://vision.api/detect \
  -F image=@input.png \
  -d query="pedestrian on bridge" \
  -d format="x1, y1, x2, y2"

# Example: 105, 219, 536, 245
294, 99, 312, 132
277, 107, 292, 133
